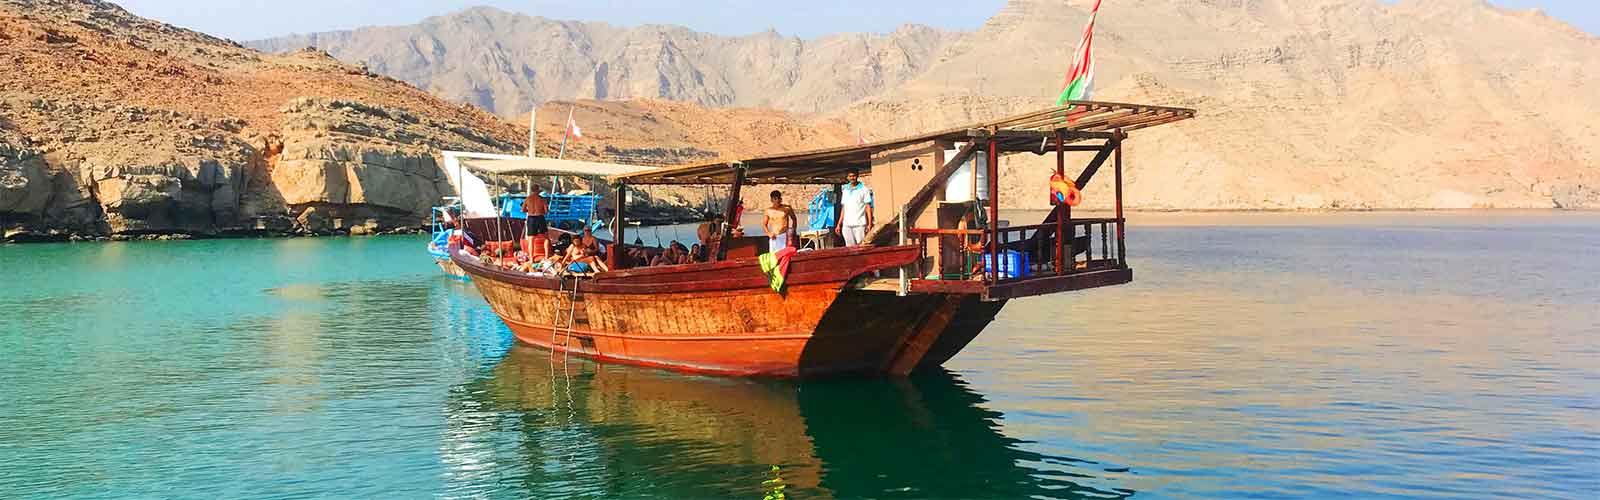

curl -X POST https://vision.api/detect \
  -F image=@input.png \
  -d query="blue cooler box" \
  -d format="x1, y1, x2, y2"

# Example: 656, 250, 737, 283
983, 250, 1030, 279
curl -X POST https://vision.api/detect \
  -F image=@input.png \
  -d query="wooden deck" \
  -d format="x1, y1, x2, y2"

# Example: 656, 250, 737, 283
850, 265, 1132, 301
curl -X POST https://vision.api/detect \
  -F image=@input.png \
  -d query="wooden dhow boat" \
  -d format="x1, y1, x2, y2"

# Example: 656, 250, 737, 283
453, 101, 1196, 378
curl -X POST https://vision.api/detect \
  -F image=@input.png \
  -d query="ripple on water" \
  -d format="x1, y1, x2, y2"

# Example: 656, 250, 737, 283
3, 216, 1600, 498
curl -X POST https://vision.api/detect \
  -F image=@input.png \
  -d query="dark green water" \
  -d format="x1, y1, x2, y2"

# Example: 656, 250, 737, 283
2, 213, 1597, 499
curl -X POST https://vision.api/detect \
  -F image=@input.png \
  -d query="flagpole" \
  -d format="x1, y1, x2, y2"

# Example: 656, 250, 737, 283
558, 104, 575, 160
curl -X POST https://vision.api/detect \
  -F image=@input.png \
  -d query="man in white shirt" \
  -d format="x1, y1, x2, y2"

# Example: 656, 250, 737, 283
835, 169, 874, 246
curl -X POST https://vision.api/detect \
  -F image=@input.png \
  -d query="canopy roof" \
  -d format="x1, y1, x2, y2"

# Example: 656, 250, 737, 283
459, 156, 659, 178
612, 100, 1196, 185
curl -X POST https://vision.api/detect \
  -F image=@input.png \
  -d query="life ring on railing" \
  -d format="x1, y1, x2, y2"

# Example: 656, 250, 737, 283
1049, 174, 1083, 207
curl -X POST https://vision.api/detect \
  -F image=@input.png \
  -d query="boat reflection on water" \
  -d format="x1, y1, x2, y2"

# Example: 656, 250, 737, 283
442, 345, 1132, 499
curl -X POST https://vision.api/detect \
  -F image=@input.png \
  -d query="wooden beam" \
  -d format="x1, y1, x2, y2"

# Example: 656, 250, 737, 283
984, 268, 1132, 300
1055, 130, 1066, 275
883, 295, 965, 375
610, 182, 627, 269
716, 164, 745, 261
1033, 144, 1109, 154
1114, 130, 1126, 265
831, 183, 843, 243
1074, 138, 1120, 189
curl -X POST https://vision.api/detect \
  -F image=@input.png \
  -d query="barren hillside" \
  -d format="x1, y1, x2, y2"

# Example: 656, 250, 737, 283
839, 0, 1600, 210
0, 0, 531, 240
249, 7, 959, 116
249, 0, 1600, 210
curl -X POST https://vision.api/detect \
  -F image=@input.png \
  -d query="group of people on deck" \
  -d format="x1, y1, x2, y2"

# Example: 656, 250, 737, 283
763, 168, 876, 251
457, 170, 876, 274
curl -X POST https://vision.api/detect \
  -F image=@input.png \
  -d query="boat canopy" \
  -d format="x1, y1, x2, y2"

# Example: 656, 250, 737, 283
610, 100, 1195, 186
460, 156, 659, 178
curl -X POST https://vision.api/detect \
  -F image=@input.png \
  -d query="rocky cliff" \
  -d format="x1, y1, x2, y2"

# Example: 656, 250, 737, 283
250, 0, 1600, 210
0, 0, 529, 242
247, 6, 959, 116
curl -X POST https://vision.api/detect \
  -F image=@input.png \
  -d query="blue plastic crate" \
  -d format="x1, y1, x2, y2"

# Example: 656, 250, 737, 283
983, 250, 1030, 279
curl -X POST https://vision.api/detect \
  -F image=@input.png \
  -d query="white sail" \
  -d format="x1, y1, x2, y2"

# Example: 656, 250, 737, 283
441, 151, 524, 218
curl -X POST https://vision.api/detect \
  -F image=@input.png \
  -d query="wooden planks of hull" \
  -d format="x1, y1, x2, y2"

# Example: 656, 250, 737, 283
455, 245, 1007, 378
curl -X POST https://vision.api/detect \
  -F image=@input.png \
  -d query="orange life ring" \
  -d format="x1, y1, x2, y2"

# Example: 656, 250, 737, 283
1063, 184, 1083, 207
1049, 174, 1084, 207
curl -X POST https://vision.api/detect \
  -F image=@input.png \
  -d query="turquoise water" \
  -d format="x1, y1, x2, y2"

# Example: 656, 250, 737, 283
2, 213, 1597, 498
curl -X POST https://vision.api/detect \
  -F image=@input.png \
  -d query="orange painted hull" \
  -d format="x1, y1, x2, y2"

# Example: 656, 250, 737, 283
455, 243, 1007, 378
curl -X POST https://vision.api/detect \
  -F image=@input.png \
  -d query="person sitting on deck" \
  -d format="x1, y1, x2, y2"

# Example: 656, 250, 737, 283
697, 214, 725, 253
690, 243, 704, 262
627, 246, 652, 268
531, 253, 566, 275
763, 190, 798, 253
578, 227, 603, 259
651, 241, 685, 267
668, 241, 693, 265
565, 235, 610, 274
510, 250, 534, 273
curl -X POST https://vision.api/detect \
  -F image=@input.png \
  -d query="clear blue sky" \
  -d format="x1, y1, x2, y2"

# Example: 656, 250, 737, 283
115, 0, 1596, 41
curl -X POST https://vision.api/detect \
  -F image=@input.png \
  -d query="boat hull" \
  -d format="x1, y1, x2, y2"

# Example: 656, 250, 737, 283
433, 256, 468, 278
456, 245, 1007, 378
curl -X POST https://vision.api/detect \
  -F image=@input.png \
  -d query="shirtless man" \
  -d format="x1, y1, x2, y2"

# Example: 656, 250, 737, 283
762, 190, 798, 253
522, 183, 550, 256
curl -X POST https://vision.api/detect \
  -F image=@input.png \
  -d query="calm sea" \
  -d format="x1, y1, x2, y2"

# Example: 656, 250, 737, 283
2, 212, 1596, 499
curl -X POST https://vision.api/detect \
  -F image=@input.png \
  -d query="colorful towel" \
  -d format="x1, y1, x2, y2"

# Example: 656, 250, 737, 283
758, 246, 798, 293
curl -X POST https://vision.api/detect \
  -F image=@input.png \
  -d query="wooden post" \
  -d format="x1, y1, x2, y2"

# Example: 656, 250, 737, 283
1114, 130, 1126, 266
610, 182, 627, 270
717, 164, 745, 261
986, 137, 999, 283
831, 182, 843, 248
1054, 130, 1065, 275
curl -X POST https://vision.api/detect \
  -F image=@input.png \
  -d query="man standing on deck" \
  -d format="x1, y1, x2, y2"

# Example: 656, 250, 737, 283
763, 190, 798, 252
522, 182, 550, 256
836, 169, 874, 246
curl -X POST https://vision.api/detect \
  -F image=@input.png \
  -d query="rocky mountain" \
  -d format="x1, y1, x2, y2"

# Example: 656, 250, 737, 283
0, 0, 533, 241
840, 0, 1600, 210
250, 0, 1600, 210
247, 6, 960, 116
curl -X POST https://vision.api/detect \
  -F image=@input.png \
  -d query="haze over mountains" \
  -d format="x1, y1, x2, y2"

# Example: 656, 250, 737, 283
251, 0, 1599, 210
249, 7, 960, 116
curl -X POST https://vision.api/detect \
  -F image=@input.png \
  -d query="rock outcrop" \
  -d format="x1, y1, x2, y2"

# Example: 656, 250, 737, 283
0, 0, 529, 241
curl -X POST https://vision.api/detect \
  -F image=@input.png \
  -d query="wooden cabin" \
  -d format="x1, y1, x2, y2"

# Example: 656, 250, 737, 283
608, 101, 1196, 301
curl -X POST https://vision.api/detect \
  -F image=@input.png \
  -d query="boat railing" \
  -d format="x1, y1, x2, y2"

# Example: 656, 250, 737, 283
907, 217, 1125, 284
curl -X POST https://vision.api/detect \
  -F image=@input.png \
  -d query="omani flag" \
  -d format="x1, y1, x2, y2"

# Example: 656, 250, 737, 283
1056, 0, 1102, 106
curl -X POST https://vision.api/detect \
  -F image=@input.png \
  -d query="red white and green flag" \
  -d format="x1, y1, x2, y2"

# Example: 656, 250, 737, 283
1055, 0, 1102, 106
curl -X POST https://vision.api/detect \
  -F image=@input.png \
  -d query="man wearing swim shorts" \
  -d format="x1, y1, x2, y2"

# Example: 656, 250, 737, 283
523, 183, 549, 235
763, 190, 797, 253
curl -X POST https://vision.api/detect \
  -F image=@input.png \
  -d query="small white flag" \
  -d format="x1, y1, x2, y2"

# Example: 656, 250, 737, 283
565, 108, 583, 139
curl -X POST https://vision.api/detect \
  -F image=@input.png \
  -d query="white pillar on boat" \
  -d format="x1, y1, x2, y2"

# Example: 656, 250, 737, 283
898, 210, 908, 297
